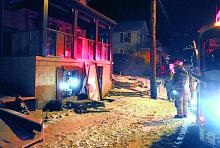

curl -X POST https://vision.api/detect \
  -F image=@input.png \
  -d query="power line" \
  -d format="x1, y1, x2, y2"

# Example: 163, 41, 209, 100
157, 0, 183, 48
157, 0, 169, 25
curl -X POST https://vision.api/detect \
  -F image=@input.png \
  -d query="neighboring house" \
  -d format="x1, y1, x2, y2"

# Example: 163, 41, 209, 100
112, 20, 168, 76
0, 0, 116, 108
112, 20, 151, 54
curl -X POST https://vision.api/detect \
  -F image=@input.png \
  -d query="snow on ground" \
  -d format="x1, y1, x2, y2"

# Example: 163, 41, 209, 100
37, 75, 185, 147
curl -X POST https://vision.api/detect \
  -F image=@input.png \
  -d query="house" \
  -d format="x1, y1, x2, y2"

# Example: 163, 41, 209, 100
112, 20, 167, 76
0, 0, 116, 108
112, 20, 151, 54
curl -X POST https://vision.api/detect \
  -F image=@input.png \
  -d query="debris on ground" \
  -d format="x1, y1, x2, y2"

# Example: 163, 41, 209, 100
36, 75, 184, 147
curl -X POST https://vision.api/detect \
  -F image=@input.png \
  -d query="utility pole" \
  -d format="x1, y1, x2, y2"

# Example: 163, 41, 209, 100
150, 0, 157, 99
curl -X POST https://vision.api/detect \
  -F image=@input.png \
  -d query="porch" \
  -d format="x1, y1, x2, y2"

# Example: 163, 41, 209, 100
10, 29, 111, 61
0, 0, 115, 107
1, 0, 116, 61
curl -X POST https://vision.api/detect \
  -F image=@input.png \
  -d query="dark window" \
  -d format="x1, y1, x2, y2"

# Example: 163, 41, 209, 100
49, 24, 59, 31
124, 32, 131, 42
120, 33, 123, 43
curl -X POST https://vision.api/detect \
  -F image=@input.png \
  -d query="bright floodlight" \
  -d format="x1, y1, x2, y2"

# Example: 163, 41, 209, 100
60, 81, 68, 90
69, 77, 80, 89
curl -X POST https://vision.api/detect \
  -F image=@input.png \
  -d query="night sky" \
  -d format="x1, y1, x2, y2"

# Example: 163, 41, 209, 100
88, 0, 217, 52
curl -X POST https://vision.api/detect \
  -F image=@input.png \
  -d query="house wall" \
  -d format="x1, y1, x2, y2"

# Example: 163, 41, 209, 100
113, 30, 141, 54
112, 32, 120, 53
35, 56, 84, 108
0, 57, 36, 96
35, 57, 112, 108
130, 31, 139, 44
1, 1, 115, 108
5, 9, 26, 30
0, 56, 113, 108
4, 8, 41, 31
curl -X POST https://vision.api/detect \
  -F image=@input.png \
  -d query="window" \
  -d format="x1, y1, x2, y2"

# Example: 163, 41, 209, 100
120, 33, 123, 43
120, 32, 131, 43
120, 49, 124, 54
124, 32, 131, 42
204, 38, 220, 70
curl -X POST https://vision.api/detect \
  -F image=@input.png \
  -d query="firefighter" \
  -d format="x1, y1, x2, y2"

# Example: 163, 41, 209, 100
185, 66, 198, 106
189, 69, 198, 104
172, 61, 190, 118
164, 72, 173, 101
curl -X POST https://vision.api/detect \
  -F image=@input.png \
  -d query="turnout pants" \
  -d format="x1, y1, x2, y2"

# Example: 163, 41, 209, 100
175, 94, 188, 116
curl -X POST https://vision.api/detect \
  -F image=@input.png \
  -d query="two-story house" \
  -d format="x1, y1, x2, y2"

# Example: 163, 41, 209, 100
0, 0, 116, 108
112, 20, 150, 54
112, 20, 167, 76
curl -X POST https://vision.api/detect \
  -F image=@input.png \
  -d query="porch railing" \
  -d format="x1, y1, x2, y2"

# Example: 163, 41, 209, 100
11, 29, 111, 61
97, 42, 110, 61
76, 37, 95, 60
46, 28, 73, 58
47, 29, 111, 61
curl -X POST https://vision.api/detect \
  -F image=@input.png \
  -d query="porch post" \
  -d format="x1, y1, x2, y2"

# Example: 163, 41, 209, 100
109, 26, 113, 80
95, 19, 99, 60
109, 27, 113, 62
72, 8, 78, 59
0, 0, 4, 56
40, 0, 48, 56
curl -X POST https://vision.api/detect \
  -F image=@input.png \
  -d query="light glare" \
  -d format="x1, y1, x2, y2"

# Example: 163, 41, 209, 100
70, 77, 80, 88
60, 82, 68, 90
172, 90, 178, 95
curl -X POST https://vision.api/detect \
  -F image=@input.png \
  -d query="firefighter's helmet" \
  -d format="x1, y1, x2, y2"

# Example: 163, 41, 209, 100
174, 60, 183, 68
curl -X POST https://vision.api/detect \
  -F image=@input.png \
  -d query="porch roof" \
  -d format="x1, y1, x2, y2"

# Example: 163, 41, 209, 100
10, 0, 117, 26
